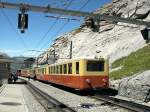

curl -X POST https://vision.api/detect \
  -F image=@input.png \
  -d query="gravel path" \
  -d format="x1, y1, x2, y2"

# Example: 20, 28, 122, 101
22, 78, 131, 112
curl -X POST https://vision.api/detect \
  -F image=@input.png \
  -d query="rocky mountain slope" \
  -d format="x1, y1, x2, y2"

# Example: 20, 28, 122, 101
38, 0, 150, 65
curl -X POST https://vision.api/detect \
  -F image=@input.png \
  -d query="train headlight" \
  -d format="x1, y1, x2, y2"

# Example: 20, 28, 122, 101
102, 78, 107, 83
85, 79, 91, 84
102, 78, 107, 86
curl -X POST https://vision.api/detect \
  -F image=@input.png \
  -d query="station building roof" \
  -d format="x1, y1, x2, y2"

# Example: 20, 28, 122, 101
0, 55, 13, 63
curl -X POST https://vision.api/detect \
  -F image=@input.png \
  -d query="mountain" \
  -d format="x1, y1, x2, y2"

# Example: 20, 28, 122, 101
11, 56, 29, 72
0, 52, 9, 58
38, 0, 150, 65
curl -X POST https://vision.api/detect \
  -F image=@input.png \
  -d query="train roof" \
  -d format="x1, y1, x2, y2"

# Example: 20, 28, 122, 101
21, 58, 107, 70
48, 57, 106, 66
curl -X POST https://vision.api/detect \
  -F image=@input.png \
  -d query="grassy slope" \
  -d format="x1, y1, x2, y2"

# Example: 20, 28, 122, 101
110, 44, 150, 80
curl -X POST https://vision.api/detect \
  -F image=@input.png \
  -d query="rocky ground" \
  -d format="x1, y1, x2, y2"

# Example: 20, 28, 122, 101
111, 70, 150, 102
118, 70, 150, 102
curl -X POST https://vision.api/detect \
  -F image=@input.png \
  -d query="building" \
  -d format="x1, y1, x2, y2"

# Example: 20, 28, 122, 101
23, 58, 35, 68
0, 55, 13, 79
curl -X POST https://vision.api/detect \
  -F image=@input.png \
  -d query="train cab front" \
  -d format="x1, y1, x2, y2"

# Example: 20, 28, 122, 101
79, 58, 109, 90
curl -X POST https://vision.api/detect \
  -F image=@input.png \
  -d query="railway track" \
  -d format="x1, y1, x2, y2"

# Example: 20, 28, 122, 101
21, 77, 150, 112
25, 81, 76, 112
91, 94, 150, 112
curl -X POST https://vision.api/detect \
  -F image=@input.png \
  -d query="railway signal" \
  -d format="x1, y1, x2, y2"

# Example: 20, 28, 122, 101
18, 7, 28, 33
18, 13, 28, 33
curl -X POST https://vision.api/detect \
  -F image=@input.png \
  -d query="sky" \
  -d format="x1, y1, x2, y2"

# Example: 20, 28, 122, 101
0, 0, 111, 57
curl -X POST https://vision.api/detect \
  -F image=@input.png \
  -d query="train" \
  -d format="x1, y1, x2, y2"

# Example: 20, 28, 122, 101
20, 58, 109, 90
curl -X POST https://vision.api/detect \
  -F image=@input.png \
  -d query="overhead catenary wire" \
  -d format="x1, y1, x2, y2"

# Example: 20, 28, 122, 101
40, 0, 91, 49
78, 0, 90, 10
32, 0, 74, 56
32, 0, 74, 59
0, 9, 28, 51
37, 0, 91, 63
40, 20, 69, 49
45, 15, 80, 21
28, 0, 74, 57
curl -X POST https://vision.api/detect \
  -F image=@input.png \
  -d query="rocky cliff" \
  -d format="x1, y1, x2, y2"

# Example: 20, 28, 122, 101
38, 0, 150, 65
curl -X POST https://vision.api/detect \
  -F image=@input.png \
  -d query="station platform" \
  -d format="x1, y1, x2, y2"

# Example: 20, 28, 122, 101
0, 84, 28, 112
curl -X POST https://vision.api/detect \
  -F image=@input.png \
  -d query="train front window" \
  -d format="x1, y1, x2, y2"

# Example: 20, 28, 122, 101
87, 60, 104, 72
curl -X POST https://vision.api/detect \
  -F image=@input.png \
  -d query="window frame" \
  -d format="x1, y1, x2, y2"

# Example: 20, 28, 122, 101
68, 63, 72, 74
76, 62, 79, 74
86, 60, 105, 72
60, 65, 62, 74
63, 64, 67, 74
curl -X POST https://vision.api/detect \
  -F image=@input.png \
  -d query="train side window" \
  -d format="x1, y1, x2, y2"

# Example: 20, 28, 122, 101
55, 66, 56, 73
56, 66, 59, 74
68, 63, 72, 74
87, 61, 104, 71
63, 64, 67, 74
60, 65, 62, 74
76, 62, 79, 74
53, 67, 54, 74
39, 69, 41, 73
51, 67, 53, 74
54, 66, 56, 74
42, 68, 44, 74
49, 67, 51, 74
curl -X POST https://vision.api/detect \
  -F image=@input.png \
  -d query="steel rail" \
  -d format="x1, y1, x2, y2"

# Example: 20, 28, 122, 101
26, 80, 76, 112
0, 2, 150, 26
92, 95, 150, 112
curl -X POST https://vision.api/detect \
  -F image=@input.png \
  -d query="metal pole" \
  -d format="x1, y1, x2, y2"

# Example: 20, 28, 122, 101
70, 41, 72, 59
53, 47, 56, 63
37, 57, 38, 67
46, 53, 48, 64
